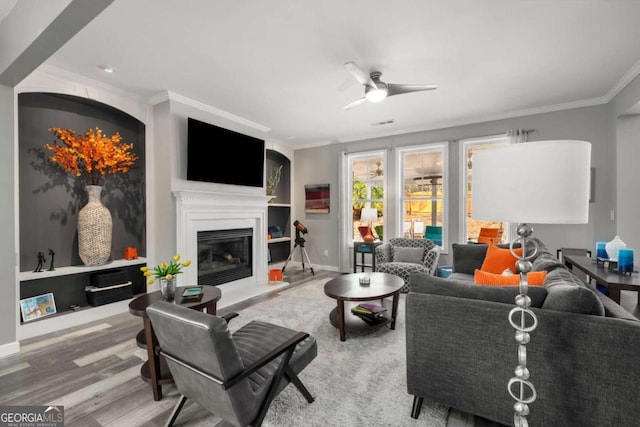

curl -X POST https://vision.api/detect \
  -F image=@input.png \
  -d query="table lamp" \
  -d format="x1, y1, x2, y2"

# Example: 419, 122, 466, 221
471, 140, 591, 427
360, 208, 378, 243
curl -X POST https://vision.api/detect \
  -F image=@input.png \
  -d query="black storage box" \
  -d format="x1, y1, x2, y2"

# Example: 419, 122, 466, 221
91, 269, 130, 288
86, 282, 133, 306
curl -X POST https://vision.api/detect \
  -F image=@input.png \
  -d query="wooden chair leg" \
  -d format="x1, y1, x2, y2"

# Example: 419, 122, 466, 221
285, 366, 314, 403
165, 394, 187, 427
411, 395, 424, 419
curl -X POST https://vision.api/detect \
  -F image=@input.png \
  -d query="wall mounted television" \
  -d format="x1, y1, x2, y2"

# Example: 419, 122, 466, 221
187, 117, 265, 187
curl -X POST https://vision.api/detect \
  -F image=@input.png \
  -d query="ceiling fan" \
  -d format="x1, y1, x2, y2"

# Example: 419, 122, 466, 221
371, 160, 383, 178
343, 61, 438, 110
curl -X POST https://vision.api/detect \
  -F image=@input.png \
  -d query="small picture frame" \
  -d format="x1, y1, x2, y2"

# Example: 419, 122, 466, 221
20, 292, 57, 322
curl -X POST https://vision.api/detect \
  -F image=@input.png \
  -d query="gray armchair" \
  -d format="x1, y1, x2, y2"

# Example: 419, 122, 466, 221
146, 301, 317, 427
375, 237, 440, 292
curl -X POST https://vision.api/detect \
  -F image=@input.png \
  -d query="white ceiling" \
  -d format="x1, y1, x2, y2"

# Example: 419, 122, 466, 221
9, 0, 640, 149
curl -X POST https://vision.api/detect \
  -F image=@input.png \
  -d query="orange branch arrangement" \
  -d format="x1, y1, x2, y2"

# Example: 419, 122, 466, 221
45, 127, 138, 186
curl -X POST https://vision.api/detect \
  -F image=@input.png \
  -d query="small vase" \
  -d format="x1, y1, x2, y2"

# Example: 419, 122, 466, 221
605, 235, 627, 261
159, 277, 176, 301
78, 185, 112, 266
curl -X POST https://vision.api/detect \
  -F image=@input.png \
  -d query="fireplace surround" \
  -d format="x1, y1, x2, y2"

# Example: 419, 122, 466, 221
174, 190, 287, 307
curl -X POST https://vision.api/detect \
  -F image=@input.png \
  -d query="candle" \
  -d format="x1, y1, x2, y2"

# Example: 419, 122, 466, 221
618, 248, 634, 273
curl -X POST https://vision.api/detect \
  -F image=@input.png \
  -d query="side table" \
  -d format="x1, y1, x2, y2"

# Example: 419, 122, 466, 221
353, 241, 382, 272
128, 286, 221, 401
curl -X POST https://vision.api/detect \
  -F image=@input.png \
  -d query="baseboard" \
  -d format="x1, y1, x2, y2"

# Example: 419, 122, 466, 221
0, 341, 20, 358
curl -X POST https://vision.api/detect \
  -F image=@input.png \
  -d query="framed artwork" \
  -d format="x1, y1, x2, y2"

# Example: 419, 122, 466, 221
305, 184, 330, 214
20, 292, 57, 322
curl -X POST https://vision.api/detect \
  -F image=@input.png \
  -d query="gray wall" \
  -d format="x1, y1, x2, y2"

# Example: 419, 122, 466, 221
0, 83, 16, 347
615, 114, 640, 252
18, 93, 146, 270
293, 105, 614, 270
610, 72, 640, 254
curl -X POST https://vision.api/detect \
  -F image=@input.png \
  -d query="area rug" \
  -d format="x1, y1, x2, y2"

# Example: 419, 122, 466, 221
211, 276, 452, 426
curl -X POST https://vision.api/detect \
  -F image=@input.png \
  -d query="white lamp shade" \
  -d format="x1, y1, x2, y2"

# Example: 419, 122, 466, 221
471, 140, 591, 224
360, 207, 378, 223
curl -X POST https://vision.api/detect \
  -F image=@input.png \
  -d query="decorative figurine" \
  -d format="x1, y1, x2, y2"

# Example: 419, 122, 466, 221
34, 252, 46, 272
48, 248, 56, 271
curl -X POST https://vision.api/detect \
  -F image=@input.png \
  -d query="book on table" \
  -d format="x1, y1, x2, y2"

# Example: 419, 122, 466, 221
351, 303, 387, 322
181, 286, 203, 302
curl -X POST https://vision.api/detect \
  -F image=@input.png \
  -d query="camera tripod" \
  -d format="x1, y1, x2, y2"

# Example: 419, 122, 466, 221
281, 233, 315, 275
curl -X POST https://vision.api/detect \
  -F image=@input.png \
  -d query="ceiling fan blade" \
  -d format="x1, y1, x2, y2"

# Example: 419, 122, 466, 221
344, 61, 377, 89
387, 83, 438, 97
343, 97, 367, 110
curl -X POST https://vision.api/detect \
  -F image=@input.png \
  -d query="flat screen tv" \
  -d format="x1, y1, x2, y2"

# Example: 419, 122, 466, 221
187, 117, 265, 187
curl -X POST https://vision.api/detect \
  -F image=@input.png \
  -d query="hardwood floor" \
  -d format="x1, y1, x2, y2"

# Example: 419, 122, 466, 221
0, 268, 337, 427
1, 268, 637, 426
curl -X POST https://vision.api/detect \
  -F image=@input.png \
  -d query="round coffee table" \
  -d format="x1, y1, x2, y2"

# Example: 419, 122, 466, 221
324, 272, 404, 341
129, 286, 222, 401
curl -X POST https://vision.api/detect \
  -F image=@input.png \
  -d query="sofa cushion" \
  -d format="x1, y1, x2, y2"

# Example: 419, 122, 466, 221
452, 243, 488, 274
542, 268, 605, 316
392, 246, 424, 264
409, 271, 547, 307
448, 272, 474, 281
473, 269, 546, 286
480, 245, 522, 274
531, 250, 565, 273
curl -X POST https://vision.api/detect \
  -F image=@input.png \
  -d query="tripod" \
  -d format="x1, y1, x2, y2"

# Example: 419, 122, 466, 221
282, 230, 315, 275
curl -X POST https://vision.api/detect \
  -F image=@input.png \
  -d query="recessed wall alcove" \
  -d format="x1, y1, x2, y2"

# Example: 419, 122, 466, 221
18, 92, 147, 304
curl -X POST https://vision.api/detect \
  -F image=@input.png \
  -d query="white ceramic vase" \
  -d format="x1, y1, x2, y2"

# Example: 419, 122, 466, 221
605, 235, 626, 261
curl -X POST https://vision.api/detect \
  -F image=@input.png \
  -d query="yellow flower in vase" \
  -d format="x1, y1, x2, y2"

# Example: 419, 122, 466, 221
141, 254, 192, 285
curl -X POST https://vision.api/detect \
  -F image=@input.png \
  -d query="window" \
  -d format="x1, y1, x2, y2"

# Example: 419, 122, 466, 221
461, 135, 509, 243
348, 151, 385, 242
347, 151, 386, 241
398, 144, 447, 248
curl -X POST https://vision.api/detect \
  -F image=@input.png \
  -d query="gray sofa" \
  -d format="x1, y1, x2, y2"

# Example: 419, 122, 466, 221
406, 240, 640, 426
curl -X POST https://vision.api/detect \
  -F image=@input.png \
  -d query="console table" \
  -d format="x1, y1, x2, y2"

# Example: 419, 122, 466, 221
128, 286, 221, 400
563, 255, 640, 304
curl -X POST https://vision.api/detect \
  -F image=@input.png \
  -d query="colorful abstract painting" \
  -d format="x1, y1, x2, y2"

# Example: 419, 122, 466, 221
305, 184, 330, 213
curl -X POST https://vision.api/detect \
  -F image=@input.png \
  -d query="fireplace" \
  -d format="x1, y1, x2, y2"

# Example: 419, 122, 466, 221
197, 228, 252, 286
173, 190, 275, 308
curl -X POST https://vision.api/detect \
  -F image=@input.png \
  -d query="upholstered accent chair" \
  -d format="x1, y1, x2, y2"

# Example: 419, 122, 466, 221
146, 301, 317, 427
476, 227, 501, 245
375, 237, 441, 292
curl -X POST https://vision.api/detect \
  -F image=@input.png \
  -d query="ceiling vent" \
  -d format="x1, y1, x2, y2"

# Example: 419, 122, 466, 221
371, 119, 395, 126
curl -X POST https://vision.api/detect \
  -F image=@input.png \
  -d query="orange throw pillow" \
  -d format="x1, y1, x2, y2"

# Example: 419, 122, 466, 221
480, 245, 523, 274
474, 269, 547, 286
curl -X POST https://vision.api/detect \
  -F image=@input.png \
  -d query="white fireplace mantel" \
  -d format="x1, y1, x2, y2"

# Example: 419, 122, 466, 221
173, 190, 285, 307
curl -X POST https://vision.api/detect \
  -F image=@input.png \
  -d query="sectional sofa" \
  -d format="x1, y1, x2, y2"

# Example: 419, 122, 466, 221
405, 239, 640, 426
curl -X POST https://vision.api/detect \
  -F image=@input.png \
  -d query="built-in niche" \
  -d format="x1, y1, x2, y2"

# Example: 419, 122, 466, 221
18, 92, 147, 273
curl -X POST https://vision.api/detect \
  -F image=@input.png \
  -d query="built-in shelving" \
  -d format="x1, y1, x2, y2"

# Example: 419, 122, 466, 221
19, 258, 147, 281
19, 258, 147, 331
266, 149, 292, 265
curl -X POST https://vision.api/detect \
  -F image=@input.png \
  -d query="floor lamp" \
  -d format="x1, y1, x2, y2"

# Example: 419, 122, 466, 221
471, 140, 591, 426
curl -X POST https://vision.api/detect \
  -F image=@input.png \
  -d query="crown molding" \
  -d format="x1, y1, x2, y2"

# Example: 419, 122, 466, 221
604, 58, 640, 103
334, 96, 608, 146
149, 90, 271, 133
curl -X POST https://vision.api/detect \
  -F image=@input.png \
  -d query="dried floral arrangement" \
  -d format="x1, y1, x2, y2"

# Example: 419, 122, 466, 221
45, 127, 138, 186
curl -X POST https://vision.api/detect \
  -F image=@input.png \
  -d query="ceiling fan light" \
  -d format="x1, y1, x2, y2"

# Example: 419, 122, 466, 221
365, 88, 388, 103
